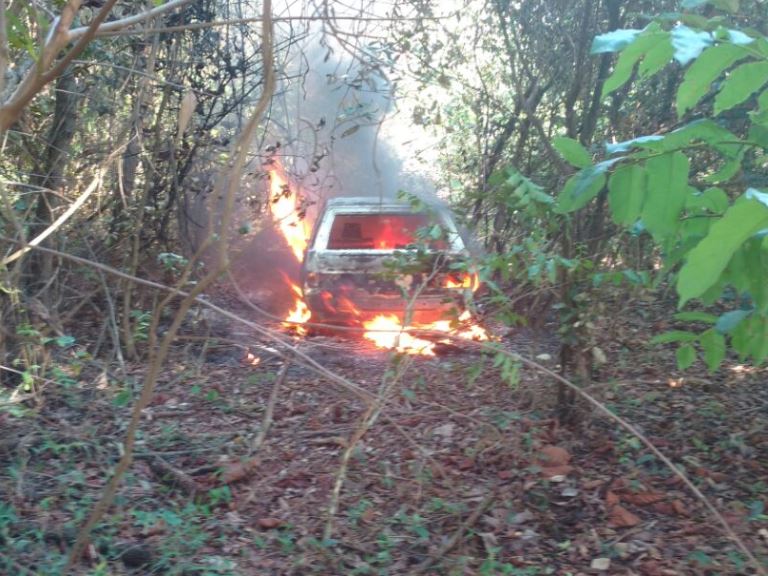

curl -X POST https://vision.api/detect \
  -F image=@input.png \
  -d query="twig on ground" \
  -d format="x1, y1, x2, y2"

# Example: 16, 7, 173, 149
249, 358, 290, 454
140, 454, 200, 496
414, 486, 499, 574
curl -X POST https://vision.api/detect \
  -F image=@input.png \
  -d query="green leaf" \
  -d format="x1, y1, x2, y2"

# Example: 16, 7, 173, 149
674, 311, 718, 323
602, 32, 667, 96
699, 328, 726, 371
676, 343, 697, 369
55, 335, 76, 348
608, 164, 646, 225
638, 38, 674, 78
555, 159, 622, 213
672, 25, 713, 65
651, 330, 699, 344
685, 187, 729, 213
591, 29, 642, 54
676, 43, 750, 117
642, 152, 690, 239
677, 197, 768, 305
731, 314, 768, 361
714, 61, 768, 115
553, 136, 592, 168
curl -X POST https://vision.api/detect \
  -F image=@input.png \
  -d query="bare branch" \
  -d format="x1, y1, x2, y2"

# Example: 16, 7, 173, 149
66, 0, 195, 41
0, 0, 115, 132
1, 144, 124, 266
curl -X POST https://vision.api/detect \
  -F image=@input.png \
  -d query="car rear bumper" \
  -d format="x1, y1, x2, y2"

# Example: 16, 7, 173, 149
305, 288, 465, 325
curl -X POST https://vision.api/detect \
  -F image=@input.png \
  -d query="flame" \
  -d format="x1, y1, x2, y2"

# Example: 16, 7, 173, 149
363, 314, 438, 355
445, 272, 480, 292
362, 310, 488, 356
268, 164, 310, 262
281, 273, 311, 336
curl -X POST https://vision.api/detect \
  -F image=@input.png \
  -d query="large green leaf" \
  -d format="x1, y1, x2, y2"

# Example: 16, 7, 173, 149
731, 314, 768, 362
677, 197, 768, 305
608, 164, 646, 225
676, 43, 750, 117
602, 31, 667, 96
555, 171, 606, 214
555, 158, 621, 214
552, 137, 592, 168
638, 38, 674, 78
714, 61, 768, 115
685, 187, 729, 213
642, 152, 690, 239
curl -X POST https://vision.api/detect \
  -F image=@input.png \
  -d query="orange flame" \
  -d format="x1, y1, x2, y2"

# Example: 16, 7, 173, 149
268, 165, 310, 262
281, 273, 311, 336
362, 310, 488, 356
445, 272, 480, 292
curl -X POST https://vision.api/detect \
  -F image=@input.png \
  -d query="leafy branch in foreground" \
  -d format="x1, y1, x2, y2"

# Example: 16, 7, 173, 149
554, 4, 768, 370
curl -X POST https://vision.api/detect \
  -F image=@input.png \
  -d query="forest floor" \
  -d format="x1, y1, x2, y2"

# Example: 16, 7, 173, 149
1, 293, 768, 575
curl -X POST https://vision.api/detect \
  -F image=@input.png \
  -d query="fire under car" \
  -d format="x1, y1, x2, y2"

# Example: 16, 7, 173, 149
300, 196, 479, 326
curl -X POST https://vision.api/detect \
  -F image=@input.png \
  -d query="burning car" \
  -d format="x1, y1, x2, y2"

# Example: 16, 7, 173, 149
300, 196, 479, 327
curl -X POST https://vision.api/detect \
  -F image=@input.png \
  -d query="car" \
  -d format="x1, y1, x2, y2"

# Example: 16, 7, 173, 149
300, 196, 478, 326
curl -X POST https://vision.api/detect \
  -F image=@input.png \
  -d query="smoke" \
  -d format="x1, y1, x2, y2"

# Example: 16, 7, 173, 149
216, 19, 443, 312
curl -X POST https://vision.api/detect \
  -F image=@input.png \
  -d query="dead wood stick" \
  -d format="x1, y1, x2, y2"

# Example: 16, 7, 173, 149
141, 454, 200, 496
249, 358, 290, 454
414, 486, 499, 575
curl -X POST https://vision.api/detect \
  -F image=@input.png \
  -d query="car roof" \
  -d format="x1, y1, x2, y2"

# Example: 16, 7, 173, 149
322, 196, 450, 214
325, 196, 410, 207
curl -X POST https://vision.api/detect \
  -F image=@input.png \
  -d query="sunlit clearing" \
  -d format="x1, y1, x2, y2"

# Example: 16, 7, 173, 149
268, 164, 310, 262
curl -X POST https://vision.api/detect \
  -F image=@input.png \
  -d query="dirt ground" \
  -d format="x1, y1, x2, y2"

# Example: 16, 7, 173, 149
1, 297, 767, 575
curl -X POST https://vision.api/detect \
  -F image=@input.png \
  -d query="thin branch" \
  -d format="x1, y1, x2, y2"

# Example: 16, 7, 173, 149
1, 147, 121, 266
0, 0, 118, 132
414, 486, 499, 574
66, 0, 194, 41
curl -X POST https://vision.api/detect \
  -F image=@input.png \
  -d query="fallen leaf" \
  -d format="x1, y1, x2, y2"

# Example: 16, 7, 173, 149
606, 491, 620, 507
671, 499, 688, 516
591, 557, 611, 571
622, 492, 665, 506
258, 517, 283, 529
221, 458, 259, 484
537, 445, 571, 467
608, 504, 641, 528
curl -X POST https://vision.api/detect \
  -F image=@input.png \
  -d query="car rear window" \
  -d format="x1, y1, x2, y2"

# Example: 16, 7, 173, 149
327, 213, 447, 250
